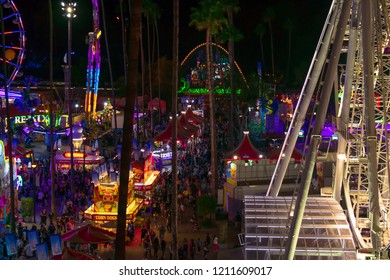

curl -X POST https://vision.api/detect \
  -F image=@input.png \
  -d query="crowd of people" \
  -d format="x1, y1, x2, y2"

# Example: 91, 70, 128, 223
0, 110, 242, 259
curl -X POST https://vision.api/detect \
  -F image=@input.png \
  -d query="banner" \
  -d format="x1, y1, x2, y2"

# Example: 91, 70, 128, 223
50, 234, 62, 256
36, 243, 49, 260
4, 233, 17, 256
27, 230, 39, 251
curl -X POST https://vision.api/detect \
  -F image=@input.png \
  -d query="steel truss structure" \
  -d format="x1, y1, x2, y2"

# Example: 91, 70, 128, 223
266, 0, 390, 259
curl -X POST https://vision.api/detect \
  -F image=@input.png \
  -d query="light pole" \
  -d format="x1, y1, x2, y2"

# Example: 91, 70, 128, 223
30, 163, 37, 224
61, 1, 76, 190
82, 136, 87, 172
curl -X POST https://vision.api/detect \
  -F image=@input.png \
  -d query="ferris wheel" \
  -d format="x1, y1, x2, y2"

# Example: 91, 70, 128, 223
0, 0, 26, 88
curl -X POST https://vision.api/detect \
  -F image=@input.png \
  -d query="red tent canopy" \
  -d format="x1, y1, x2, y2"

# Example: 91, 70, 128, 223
148, 97, 166, 114
51, 247, 97, 260
0, 104, 29, 118
5, 144, 34, 159
61, 223, 116, 244
179, 115, 199, 136
154, 118, 192, 142
225, 131, 263, 160
185, 108, 204, 124
266, 147, 302, 163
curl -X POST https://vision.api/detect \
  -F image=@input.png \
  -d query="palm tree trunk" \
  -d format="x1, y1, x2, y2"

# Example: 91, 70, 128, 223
101, 0, 118, 146
206, 30, 218, 198
171, 0, 179, 260
155, 19, 161, 125
286, 29, 292, 84
268, 22, 275, 93
115, 0, 141, 260
140, 19, 146, 145
120, 0, 128, 86
48, 0, 56, 216
146, 15, 153, 137
227, 11, 236, 150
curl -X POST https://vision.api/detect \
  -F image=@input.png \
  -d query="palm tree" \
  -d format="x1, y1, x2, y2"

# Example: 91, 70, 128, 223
154, 9, 162, 125
142, 0, 159, 137
115, 0, 141, 260
263, 7, 275, 80
101, 0, 119, 146
283, 17, 295, 85
171, 0, 179, 260
48, 0, 56, 217
190, 0, 227, 198
255, 22, 266, 75
220, 0, 241, 149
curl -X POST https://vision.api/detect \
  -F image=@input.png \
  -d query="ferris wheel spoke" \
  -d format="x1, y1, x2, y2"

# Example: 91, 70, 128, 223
2, 12, 17, 21
2, 30, 24, 36
0, 57, 19, 67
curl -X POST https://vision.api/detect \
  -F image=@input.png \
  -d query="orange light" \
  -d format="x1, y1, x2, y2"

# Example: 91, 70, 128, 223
64, 152, 85, 158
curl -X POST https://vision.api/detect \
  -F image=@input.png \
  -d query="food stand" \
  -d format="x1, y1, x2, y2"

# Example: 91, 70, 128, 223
54, 151, 105, 173
131, 156, 160, 204
84, 180, 143, 222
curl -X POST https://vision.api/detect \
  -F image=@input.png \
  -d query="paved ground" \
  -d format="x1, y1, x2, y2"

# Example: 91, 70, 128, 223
25, 198, 243, 260
97, 209, 244, 260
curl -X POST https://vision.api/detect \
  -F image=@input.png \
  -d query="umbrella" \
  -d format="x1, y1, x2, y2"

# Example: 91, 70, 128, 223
51, 247, 96, 260
61, 223, 116, 244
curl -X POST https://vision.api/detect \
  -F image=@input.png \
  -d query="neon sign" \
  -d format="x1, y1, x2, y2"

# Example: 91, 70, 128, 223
178, 78, 241, 95
14, 114, 50, 126
63, 152, 85, 158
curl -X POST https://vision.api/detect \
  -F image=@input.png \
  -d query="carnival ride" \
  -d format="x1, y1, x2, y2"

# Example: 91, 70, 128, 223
266, 0, 390, 259
179, 42, 248, 97
0, 0, 24, 98
84, 0, 101, 118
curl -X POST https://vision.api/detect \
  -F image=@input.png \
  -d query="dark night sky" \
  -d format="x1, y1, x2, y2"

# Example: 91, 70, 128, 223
14, 0, 332, 88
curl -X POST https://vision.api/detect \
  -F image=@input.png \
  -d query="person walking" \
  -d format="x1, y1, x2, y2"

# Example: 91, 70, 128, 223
40, 209, 47, 225
212, 235, 219, 253
203, 243, 209, 259
205, 232, 211, 246
160, 238, 167, 259
152, 236, 160, 259
190, 239, 196, 260
196, 238, 202, 254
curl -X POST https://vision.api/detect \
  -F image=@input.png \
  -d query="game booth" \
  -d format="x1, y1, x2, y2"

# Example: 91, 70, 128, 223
83, 155, 160, 222
83, 179, 144, 222
151, 150, 172, 172
5, 143, 34, 168
131, 155, 160, 204
54, 151, 105, 173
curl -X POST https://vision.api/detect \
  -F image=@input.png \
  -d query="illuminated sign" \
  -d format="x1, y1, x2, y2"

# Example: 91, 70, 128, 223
91, 214, 134, 221
152, 151, 172, 158
63, 152, 85, 158
178, 78, 241, 95
14, 114, 50, 126
93, 215, 117, 221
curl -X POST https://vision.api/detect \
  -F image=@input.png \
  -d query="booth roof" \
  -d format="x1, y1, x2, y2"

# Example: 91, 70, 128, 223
185, 108, 204, 124
0, 104, 29, 118
224, 132, 263, 160
5, 144, 33, 158
179, 114, 199, 136
54, 152, 105, 164
266, 147, 303, 162
154, 116, 192, 142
